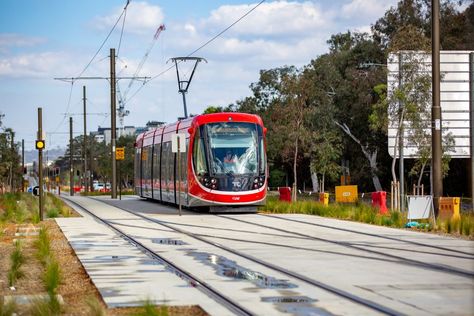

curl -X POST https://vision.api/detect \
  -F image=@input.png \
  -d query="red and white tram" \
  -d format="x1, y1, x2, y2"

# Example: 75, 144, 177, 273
134, 112, 267, 212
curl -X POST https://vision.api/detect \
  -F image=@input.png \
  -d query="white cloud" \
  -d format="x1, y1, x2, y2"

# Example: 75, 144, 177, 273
0, 52, 74, 78
341, 0, 394, 20
0, 34, 45, 53
203, 1, 328, 38
93, 1, 164, 35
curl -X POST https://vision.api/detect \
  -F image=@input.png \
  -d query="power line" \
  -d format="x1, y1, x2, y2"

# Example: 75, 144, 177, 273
75, 0, 130, 81
126, 0, 266, 104
117, 0, 129, 57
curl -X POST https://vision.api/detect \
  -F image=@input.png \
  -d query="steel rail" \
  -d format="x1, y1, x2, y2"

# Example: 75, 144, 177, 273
219, 215, 474, 279
259, 214, 474, 257
61, 197, 253, 316
92, 197, 405, 316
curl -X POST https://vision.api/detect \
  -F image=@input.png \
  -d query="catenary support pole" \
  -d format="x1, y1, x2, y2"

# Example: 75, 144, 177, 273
432, 0, 443, 217
110, 48, 117, 199
22, 139, 24, 192
399, 52, 405, 212
83, 85, 88, 193
470, 52, 474, 212
69, 117, 74, 196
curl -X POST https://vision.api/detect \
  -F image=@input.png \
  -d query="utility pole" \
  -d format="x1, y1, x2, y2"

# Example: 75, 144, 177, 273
54, 48, 150, 198
83, 85, 88, 194
399, 52, 405, 212
22, 139, 24, 192
110, 48, 117, 199
432, 0, 442, 217
38, 108, 44, 221
69, 117, 74, 196
10, 130, 14, 192
470, 52, 474, 212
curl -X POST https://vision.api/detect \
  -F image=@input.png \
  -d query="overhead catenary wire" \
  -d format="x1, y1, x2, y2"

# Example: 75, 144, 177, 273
116, 1, 129, 57
54, 0, 130, 140
125, 0, 266, 105
74, 0, 130, 81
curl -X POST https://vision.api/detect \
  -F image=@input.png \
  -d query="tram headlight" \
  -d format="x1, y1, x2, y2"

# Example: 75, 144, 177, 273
258, 176, 265, 188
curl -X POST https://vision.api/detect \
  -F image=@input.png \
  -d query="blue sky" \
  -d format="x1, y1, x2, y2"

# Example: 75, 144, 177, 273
0, 0, 399, 150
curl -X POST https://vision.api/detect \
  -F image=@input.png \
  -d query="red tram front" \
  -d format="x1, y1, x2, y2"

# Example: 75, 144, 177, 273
134, 112, 267, 212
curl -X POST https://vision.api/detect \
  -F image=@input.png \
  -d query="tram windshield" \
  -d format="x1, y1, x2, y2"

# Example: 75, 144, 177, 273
203, 122, 263, 176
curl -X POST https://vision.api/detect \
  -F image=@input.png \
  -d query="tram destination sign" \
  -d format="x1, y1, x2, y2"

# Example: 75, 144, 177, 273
387, 51, 473, 158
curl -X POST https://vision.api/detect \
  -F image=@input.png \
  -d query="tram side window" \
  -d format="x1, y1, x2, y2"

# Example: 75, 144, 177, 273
161, 142, 168, 189
142, 146, 150, 183
259, 137, 265, 175
193, 128, 208, 175
153, 143, 160, 188
162, 141, 173, 190
135, 147, 141, 185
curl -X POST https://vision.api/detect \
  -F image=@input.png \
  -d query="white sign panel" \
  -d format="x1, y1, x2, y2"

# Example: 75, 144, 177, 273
388, 51, 473, 158
407, 195, 432, 220
171, 133, 186, 153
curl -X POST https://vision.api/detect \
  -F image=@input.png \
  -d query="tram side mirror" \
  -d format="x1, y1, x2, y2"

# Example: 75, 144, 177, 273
188, 127, 194, 134
263, 127, 267, 136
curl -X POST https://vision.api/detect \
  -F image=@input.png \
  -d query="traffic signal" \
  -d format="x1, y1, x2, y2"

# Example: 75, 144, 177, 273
23, 167, 27, 174
35, 139, 45, 150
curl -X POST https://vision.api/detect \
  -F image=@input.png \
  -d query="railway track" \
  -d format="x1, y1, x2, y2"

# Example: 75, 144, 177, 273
62, 197, 254, 316
217, 215, 474, 279
78, 196, 406, 316
259, 214, 474, 257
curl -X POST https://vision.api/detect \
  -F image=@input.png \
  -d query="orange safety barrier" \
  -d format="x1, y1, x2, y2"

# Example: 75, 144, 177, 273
372, 191, 388, 214
319, 192, 329, 206
439, 197, 460, 220
278, 187, 291, 202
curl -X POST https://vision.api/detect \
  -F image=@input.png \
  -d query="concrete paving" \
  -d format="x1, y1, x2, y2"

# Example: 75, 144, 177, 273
58, 196, 474, 315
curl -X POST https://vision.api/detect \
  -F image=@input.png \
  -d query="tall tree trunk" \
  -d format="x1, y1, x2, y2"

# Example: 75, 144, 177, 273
391, 107, 406, 183
334, 121, 383, 192
311, 171, 319, 193
322, 173, 325, 193
417, 161, 427, 187
292, 136, 298, 202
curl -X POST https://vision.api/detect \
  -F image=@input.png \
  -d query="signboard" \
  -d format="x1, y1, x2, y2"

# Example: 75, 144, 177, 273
407, 195, 433, 220
116, 147, 125, 160
387, 51, 473, 158
171, 133, 186, 153
335, 185, 358, 203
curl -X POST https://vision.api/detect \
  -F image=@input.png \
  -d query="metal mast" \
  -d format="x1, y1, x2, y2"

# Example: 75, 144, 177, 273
169, 57, 207, 118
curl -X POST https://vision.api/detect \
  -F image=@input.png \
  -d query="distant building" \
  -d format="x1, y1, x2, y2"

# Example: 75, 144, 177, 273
91, 123, 165, 144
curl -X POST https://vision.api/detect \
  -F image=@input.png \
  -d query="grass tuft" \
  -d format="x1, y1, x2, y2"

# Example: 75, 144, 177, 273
85, 296, 106, 316
36, 227, 51, 264
133, 299, 168, 316
29, 296, 60, 316
0, 296, 17, 316
8, 240, 25, 287
44, 260, 61, 296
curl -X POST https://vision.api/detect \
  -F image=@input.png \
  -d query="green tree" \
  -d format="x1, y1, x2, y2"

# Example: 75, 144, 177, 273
0, 114, 21, 193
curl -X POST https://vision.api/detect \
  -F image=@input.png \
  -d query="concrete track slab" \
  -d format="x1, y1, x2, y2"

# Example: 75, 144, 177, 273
55, 202, 232, 315
97, 196, 474, 316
